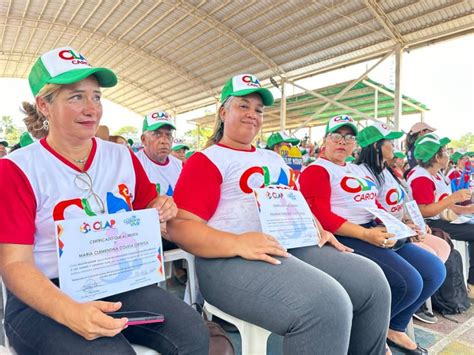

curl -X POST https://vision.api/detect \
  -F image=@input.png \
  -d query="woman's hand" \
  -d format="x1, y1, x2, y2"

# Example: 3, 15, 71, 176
235, 232, 289, 265
319, 230, 353, 253
148, 195, 177, 222
449, 189, 472, 204
64, 301, 127, 340
362, 226, 397, 249
405, 223, 426, 242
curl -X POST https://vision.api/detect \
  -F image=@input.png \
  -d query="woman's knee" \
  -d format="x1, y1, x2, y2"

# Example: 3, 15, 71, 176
353, 257, 391, 307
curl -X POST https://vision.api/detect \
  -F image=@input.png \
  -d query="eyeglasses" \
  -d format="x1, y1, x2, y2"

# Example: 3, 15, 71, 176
150, 130, 173, 141
328, 132, 357, 143
74, 171, 106, 215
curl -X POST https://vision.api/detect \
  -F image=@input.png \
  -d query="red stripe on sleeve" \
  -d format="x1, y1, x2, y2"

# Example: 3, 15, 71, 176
174, 152, 222, 221
129, 150, 158, 210
299, 165, 347, 233
410, 176, 436, 205
0, 159, 36, 244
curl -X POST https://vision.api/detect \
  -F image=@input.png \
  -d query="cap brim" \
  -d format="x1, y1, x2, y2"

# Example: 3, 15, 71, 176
145, 122, 176, 131
284, 138, 300, 145
439, 137, 451, 146
232, 87, 274, 106
172, 144, 189, 151
49, 67, 117, 89
327, 122, 358, 135
385, 131, 404, 140
0, 141, 8, 147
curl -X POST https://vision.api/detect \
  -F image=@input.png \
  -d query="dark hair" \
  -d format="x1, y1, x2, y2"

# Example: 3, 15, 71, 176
355, 140, 386, 185
404, 132, 419, 155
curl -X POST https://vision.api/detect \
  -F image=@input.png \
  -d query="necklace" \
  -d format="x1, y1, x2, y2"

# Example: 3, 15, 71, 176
73, 156, 88, 164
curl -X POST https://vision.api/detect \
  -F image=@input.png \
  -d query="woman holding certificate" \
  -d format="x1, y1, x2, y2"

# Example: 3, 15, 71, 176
0, 47, 208, 355
299, 118, 446, 355
169, 74, 391, 355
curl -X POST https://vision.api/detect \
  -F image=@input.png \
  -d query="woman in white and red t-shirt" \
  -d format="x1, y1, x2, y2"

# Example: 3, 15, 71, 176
170, 75, 391, 355
408, 134, 474, 292
0, 47, 208, 355
299, 119, 445, 354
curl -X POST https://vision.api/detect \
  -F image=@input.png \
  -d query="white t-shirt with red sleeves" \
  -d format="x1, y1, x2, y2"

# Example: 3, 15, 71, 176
0, 138, 156, 279
173, 144, 296, 234
136, 150, 182, 196
407, 166, 452, 220
311, 158, 379, 224
358, 166, 406, 220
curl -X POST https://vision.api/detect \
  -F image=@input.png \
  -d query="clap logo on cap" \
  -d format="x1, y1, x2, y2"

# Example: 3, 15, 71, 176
220, 73, 274, 106
142, 111, 176, 132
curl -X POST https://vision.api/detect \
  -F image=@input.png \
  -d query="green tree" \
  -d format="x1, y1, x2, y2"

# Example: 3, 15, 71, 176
114, 125, 138, 137
184, 126, 213, 149
450, 133, 474, 151
0, 115, 21, 145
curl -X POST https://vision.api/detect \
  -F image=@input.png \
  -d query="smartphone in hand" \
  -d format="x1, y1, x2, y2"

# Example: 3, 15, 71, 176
108, 311, 165, 326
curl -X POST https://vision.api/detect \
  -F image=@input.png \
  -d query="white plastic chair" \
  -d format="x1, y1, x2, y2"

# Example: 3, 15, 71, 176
204, 301, 271, 355
0, 278, 158, 355
163, 249, 197, 305
453, 239, 469, 287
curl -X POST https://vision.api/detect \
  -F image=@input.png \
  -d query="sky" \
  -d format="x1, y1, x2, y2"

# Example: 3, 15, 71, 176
0, 34, 472, 146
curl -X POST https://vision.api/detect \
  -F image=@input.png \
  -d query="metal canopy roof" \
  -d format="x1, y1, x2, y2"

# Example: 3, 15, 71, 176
190, 77, 429, 133
1, 0, 473, 117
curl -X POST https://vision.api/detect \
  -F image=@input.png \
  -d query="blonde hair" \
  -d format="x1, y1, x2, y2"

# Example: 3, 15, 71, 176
204, 96, 234, 149
22, 83, 62, 139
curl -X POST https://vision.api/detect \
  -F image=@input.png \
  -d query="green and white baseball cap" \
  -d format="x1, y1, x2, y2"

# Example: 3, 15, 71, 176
414, 133, 451, 163
450, 151, 468, 164
143, 111, 176, 132
325, 115, 358, 135
221, 74, 274, 106
28, 47, 117, 97
0, 140, 8, 148
266, 131, 300, 149
19, 132, 34, 148
357, 122, 404, 148
394, 151, 406, 159
172, 138, 190, 151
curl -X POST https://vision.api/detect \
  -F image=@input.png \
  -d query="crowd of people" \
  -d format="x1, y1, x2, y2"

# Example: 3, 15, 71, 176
0, 46, 473, 355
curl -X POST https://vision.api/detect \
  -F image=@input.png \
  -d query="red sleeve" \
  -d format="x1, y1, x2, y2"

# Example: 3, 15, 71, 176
448, 170, 460, 180
410, 176, 435, 205
0, 159, 36, 244
174, 152, 222, 221
299, 165, 347, 233
130, 150, 158, 210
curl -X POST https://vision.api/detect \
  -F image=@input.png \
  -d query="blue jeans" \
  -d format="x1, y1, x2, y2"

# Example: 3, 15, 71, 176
336, 238, 446, 331
5, 283, 208, 355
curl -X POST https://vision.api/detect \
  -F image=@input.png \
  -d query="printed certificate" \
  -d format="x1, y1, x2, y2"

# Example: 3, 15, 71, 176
55, 209, 164, 302
405, 201, 427, 231
365, 208, 416, 240
253, 187, 319, 249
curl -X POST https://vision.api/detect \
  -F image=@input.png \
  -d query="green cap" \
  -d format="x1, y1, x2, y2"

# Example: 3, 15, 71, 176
221, 74, 274, 106
19, 132, 34, 147
29, 47, 117, 97
266, 131, 300, 149
345, 156, 355, 162
127, 138, 134, 146
172, 138, 190, 151
450, 151, 468, 164
357, 122, 404, 148
143, 111, 176, 132
394, 151, 406, 159
325, 115, 358, 135
185, 150, 195, 160
468, 151, 474, 157
414, 133, 451, 163
0, 140, 8, 148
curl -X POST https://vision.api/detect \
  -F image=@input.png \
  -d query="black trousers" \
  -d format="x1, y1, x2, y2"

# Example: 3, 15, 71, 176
427, 219, 474, 284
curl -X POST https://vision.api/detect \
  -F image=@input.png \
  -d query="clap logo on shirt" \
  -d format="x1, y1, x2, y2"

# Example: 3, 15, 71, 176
340, 175, 377, 202
385, 188, 405, 213
239, 166, 297, 194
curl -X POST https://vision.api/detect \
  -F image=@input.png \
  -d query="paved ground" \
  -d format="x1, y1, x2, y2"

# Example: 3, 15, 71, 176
1, 280, 473, 354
